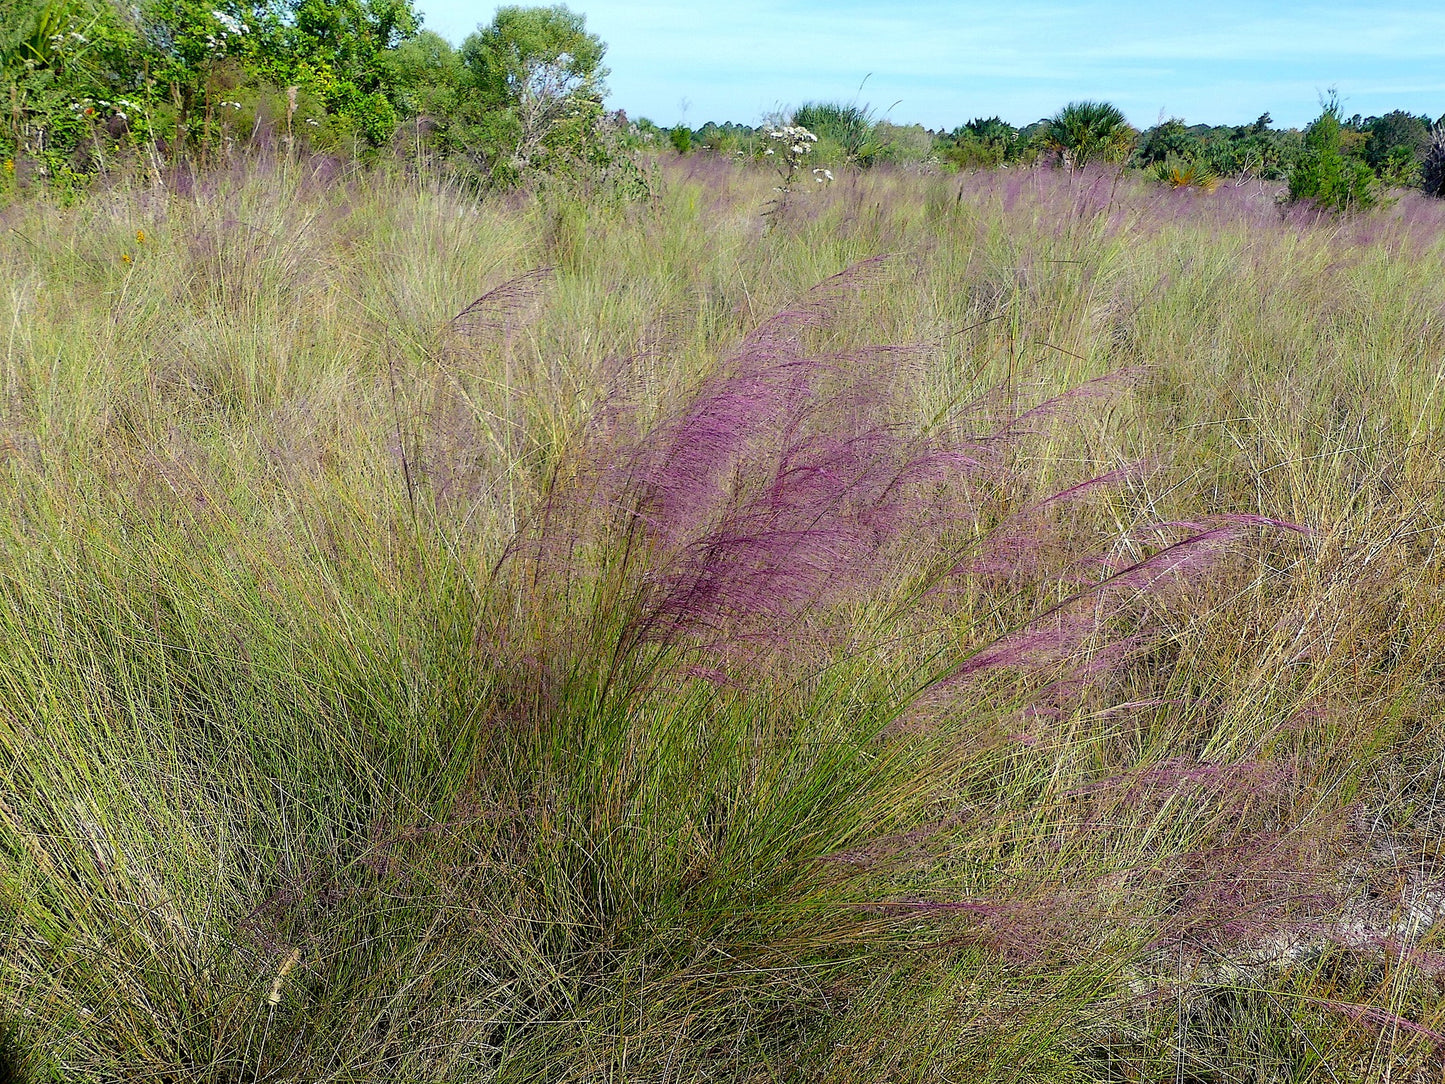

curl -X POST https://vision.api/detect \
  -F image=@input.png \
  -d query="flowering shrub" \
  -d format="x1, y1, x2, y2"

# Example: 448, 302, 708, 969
205, 8, 251, 53
762, 122, 818, 214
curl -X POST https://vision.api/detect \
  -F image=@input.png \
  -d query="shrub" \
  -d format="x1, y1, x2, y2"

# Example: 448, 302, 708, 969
872, 121, 933, 164
941, 117, 1020, 169
1152, 154, 1217, 191
1363, 110, 1430, 182
1134, 118, 1199, 167
1043, 100, 1136, 170
792, 100, 877, 165
1288, 98, 1378, 213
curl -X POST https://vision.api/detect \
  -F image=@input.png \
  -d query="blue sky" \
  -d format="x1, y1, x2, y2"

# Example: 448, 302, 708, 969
415, 2, 1445, 130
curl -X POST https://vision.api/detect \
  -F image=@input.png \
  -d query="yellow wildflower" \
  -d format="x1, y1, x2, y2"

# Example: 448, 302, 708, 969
136, 230, 145, 244
120, 253, 132, 265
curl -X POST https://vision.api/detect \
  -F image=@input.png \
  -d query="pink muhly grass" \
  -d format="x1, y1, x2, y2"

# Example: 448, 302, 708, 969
486, 259, 980, 684
933, 513, 1308, 695
472, 259, 1361, 1024
447, 267, 553, 340
868, 758, 1349, 969
1319, 1000, 1445, 1047
484, 258, 1305, 721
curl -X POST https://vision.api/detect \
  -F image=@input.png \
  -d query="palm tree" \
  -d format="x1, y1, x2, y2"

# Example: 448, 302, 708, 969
1044, 101, 1135, 170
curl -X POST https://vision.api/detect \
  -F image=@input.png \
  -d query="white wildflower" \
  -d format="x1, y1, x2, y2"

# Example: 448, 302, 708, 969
761, 123, 821, 212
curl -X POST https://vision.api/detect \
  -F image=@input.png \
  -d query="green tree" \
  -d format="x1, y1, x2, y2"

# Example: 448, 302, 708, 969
278, 0, 419, 144
693, 120, 750, 153
375, 28, 464, 164
1133, 117, 1198, 166
940, 116, 1018, 169
1043, 100, 1135, 170
138, 0, 277, 154
1364, 110, 1429, 185
379, 28, 462, 120
1130, 115, 1293, 182
459, 4, 607, 180
1204, 115, 1295, 180
1289, 96, 1377, 213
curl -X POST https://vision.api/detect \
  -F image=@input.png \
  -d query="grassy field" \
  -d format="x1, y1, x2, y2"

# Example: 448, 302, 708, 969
4, 157, 1445, 1081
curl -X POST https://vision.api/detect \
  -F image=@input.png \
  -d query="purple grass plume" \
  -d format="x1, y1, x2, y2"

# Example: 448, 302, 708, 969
485, 259, 1305, 716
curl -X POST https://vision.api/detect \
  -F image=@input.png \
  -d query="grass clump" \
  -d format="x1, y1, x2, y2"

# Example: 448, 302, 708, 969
3, 159, 1445, 1080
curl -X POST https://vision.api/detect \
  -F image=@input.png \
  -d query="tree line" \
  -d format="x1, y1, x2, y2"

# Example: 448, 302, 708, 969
4, 0, 1443, 213
1, 0, 637, 193
668, 98, 1445, 211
